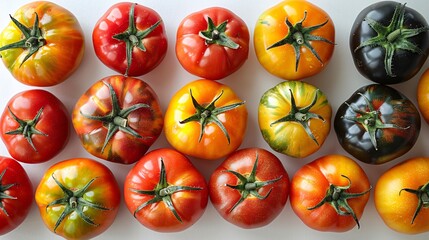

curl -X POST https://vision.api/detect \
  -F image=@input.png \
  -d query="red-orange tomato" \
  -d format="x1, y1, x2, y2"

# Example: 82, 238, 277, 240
209, 148, 289, 229
290, 155, 371, 232
124, 148, 208, 232
417, 68, 429, 124
176, 7, 249, 80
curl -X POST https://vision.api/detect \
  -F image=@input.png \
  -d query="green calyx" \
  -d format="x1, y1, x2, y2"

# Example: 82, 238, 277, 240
270, 89, 325, 145
225, 153, 283, 212
266, 11, 334, 71
0, 12, 46, 65
199, 17, 239, 49
400, 181, 429, 224
112, 3, 162, 76
342, 93, 409, 150
0, 169, 17, 216
47, 175, 109, 232
129, 159, 202, 222
307, 175, 371, 229
5, 106, 47, 152
179, 89, 244, 144
355, 3, 429, 77
80, 81, 151, 153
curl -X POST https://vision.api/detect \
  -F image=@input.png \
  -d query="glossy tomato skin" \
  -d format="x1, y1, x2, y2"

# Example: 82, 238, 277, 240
176, 7, 249, 80
258, 81, 331, 158
209, 148, 289, 229
417, 68, 429, 124
334, 84, 420, 165
0, 1, 84, 86
35, 158, 120, 240
254, 0, 335, 80
164, 79, 247, 160
0, 157, 32, 236
375, 157, 429, 234
72, 75, 164, 164
124, 148, 208, 232
93, 2, 167, 76
290, 155, 371, 232
350, 1, 429, 84
1, 90, 70, 164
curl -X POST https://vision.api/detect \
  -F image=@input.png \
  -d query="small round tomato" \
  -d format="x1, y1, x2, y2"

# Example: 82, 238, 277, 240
350, 1, 429, 84
334, 84, 421, 165
93, 2, 167, 76
209, 148, 289, 229
124, 148, 208, 232
176, 7, 249, 80
375, 157, 429, 234
258, 81, 331, 158
72, 75, 164, 164
1, 89, 70, 164
254, 0, 335, 80
0, 157, 32, 236
0, 1, 84, 86
417, 68, 429, 124
290, 155, 371, 232
35, 158, 120, 240
164, 79, 247, 160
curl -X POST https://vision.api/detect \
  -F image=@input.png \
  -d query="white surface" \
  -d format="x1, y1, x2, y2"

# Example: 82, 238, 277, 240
1, 0, 429, 239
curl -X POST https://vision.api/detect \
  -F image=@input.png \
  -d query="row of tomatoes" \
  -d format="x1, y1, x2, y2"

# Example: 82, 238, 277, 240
1, 0, 429, 239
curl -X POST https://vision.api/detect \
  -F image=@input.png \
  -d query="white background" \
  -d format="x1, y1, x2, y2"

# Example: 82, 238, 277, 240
1, 0, 429, 239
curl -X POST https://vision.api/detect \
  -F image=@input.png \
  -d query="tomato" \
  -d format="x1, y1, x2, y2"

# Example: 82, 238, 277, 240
1, 89, 70, 164
164, 79, 247, 160
209, 148, 289, 229
0, 1, 84, 86
254, 0, 335, 80
350, 1, 429, 84
124, 148, 208, 232
0, 157, 32, 236
176, 7, 249, 80
334, 84, 421, 165
258, 81, 331, 158
375, 157, 429, 234
290, 155, 371, 232
72, 75, 163, 164
93, 2, 167, 76
35, 158, 120, 240
417, 68, 429, 124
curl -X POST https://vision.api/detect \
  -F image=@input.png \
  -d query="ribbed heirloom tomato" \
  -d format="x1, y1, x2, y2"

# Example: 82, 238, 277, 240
164, 79, 247, 160
0, 1, 84, 86
254, 0, 335, 80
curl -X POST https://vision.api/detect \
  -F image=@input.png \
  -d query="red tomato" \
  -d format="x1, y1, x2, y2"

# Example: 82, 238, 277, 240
0, 157, 32, 236
72, 75, 164, 164
176, 7, 250, 80
93, 2, 167, 76
124, 148, 208, 232
1, 89, 70, 164
209, 148, 289, 229
290, 155, 371, 232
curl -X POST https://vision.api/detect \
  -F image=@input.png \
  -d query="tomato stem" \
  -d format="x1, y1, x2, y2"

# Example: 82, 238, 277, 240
399, 180, 429, 224
0, 169, 17, 216
199, 17, 239, 49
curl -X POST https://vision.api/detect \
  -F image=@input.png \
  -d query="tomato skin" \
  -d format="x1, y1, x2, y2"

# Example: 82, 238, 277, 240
93, 2, 167, 76
209, 148, 289, 229
0, 157, 32, 236
0, 1, 84, 86
72, 75, 164, 164
258, 81, 331, 158
35, 158, 121, 240
176, 7, 249, 80
417, 68, 429, 124
290, 155, 371, 232
124, 148, 208, 232
334, 84, 421, 165
254, 0, 335, 80
1, 89, 70, 164
350, 1, 429, 84
164, 79, 247, 160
